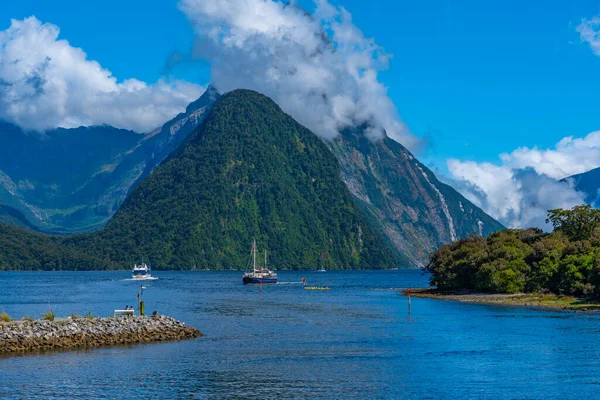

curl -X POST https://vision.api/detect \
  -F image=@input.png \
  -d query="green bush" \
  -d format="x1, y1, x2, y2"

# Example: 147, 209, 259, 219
426, 207, 600, 298
0, 311, 11, 322
42, 311, 55, 321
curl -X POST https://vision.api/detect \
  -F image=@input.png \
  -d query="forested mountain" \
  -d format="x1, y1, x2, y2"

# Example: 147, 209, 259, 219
0, 86, 505, 269
0, 86, 219, 233
0, 90, 397, 270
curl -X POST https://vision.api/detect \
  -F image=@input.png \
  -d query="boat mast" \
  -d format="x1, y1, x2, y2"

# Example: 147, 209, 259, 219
253, 240, 257, 273
265, 250, 267, 270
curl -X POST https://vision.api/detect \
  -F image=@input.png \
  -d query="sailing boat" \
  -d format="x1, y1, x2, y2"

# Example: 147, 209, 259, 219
242, 240, 278, 285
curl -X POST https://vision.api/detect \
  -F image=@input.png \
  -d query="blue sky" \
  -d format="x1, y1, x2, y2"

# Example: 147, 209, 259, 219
2, 0, 599, 169
2, 0, 600, 227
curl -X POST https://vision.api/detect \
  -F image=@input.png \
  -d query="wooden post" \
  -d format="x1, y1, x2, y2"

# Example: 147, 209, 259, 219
407, 289, 412, 315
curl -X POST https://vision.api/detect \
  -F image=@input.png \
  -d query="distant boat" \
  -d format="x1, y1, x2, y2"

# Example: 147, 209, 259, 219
132, 263, 152, 280
242, 240, 278, 285
317, 267, 326, 272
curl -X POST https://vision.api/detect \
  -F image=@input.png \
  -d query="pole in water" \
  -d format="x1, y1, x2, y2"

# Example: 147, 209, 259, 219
407, 289, 412, 315
260, 280, 263, 295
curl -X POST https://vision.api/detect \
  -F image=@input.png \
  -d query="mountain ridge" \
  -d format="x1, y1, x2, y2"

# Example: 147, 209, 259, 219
0, 86, 219, 234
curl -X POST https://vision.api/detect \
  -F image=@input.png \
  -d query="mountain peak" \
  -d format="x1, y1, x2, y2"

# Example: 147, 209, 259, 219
185, 84, 221, 114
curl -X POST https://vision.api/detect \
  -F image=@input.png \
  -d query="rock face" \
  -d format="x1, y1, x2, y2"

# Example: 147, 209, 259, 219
327, 128, 505, 267
0, 316, 201, 354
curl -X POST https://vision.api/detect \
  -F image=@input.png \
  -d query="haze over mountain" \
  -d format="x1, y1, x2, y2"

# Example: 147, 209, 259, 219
0, 86, 219, 233
565, 167, 600, 207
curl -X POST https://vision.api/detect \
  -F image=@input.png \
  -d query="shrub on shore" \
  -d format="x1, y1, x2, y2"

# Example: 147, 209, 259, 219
0, 311, 11, 322
426, 205, 600, 298
42, 311, 56, 321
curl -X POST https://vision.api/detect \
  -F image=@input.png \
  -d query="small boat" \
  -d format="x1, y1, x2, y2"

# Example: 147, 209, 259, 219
132, 263, 152, 280
317, 267, 326, 272
304, 286, 330, 291
242, 240, 278, 285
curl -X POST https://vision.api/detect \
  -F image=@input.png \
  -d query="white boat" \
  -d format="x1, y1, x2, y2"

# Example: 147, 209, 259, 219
242, 241, 278, 284
317, 267, 326, 272
132, 263, 152, 280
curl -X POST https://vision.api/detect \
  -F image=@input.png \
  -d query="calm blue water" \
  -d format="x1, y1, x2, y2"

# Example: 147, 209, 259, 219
1, 270, 600, 399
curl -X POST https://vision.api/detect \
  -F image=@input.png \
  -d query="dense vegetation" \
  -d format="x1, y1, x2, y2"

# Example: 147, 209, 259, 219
0, 90, 397, 271
426, 205, 600, 297
0, 223, 110, 271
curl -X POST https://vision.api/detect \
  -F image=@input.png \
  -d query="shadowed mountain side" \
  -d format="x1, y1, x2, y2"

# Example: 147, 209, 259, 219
0, 86, 220, 234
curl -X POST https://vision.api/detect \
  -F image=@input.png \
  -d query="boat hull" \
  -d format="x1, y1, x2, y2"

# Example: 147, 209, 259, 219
243, 276, 278, 285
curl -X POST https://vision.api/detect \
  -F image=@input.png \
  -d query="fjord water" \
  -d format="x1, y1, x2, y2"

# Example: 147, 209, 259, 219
1, 271, 599, 399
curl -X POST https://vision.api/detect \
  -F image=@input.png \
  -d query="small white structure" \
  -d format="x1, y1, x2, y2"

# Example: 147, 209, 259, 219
114, 309, 135, 317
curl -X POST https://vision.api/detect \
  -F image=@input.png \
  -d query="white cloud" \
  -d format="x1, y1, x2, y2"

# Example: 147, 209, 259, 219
446, 16, 600, 229
446, 132, 600, 229
177, 0, 420, 150
0, 17, 203, 132
498, 131, 600, 180
577, 16, 600, 56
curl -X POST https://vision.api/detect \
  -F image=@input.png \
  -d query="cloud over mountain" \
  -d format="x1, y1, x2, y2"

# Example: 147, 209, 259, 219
443, 14, 600, 230
446, 132, 600, 229
178, 0, 420, 150
0, 17, 203, 132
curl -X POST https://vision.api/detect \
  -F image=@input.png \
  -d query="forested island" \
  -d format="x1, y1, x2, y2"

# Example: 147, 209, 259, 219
425, 205, 600, 304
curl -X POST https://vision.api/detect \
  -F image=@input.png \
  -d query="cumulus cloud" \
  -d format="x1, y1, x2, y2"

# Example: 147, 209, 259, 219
498, 131, 600, 180
446, 132, 600, 228
0, 17, 204, 132
448, 160, 586, 229
446, 16, 600, 229
177, 0, 419, 149
577, 16, 600, 56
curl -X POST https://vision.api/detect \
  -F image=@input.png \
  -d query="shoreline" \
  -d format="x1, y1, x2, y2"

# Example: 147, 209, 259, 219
404, 288, 600, 312
0, 315, 201, 355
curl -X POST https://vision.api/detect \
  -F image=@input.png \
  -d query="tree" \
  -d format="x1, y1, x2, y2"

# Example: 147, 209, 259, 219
546, 205, 600, 242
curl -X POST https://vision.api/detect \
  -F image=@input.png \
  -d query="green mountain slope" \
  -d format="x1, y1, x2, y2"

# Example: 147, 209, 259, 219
0, 204, 39, 231
328, 127, 505, 267
0, 90, 397, 270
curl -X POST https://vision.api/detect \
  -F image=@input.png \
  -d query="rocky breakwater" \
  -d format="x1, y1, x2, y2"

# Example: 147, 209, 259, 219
0, 315, 202, 354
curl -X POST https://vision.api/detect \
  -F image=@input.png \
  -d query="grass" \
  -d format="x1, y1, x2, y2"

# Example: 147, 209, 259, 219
42, 310, 55, 321
0, 311, 11, 322
21, 316, 35, 322
408, 289, 600, 311
85, 312, 94, 320
501, 294, 600, 310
